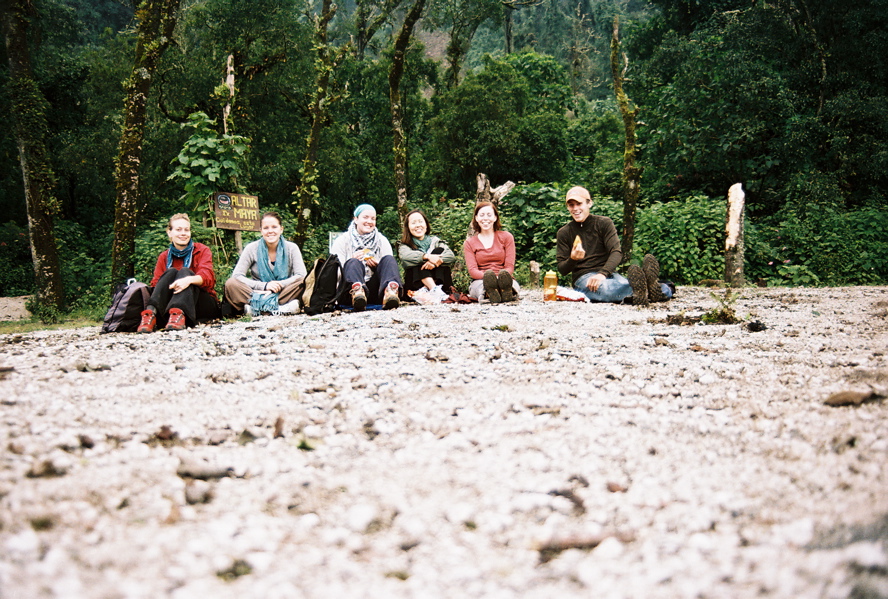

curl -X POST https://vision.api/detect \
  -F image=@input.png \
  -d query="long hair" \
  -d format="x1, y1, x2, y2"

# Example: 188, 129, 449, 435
471, 201, 501, 234
401, 209, 431, 249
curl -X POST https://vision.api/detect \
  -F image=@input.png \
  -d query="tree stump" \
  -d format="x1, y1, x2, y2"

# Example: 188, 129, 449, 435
468, 173, 515, 238
528, 261, 540, 288
725, 183, 745, 288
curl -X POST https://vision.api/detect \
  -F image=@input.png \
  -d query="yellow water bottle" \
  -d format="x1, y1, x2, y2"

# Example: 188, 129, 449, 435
543, 270, 557, 301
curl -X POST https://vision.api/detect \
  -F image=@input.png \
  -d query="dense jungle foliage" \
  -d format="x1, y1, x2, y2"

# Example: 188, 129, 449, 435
1, 0, 886, 317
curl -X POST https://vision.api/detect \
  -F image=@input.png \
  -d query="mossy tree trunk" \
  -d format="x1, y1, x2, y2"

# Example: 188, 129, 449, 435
354, 0, 404, 61
110, 0, 180, 286
390, 0, 426, 224
293, 0, 348, 246
1, 0, 65, 313
610, 16, 640, 265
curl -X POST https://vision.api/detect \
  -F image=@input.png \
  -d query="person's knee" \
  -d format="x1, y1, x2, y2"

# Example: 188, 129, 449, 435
157, 268, 178, 282
224, 277, 244, 293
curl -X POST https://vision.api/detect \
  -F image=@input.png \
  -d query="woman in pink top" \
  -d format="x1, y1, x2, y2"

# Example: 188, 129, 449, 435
462, 201, 520, 302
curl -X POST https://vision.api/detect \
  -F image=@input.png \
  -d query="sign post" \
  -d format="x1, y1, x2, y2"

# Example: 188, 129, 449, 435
214, 192, 260, 253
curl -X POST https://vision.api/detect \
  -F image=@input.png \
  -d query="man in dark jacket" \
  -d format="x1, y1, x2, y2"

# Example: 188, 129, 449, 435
555, 186, 672, 305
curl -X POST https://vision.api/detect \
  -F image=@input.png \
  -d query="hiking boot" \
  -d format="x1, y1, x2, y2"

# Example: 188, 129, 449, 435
498, 270, 515, 302
137, 309, 156, 333
350, 282, 367, 312
643, 254, 668, 302
165, 308, 187, 330
383, 282, 400, 310
483, 270, 501, 303
276, 299, 301, 315
626, 265, 649, 307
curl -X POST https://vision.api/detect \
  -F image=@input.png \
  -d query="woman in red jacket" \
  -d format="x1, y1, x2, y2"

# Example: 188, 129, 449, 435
137, 213, 220, 332
462, 201, 520, 303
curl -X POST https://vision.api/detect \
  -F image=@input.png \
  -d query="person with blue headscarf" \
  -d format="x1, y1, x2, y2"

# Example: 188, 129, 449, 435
330, 204, 402, 311
224, 211, 307, 316
138, 213, 221, 332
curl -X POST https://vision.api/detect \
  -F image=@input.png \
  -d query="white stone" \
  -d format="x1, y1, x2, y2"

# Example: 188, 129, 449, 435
345, 503, 378, 533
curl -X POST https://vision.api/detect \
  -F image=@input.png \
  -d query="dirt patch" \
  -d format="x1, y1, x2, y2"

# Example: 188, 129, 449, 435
0, 296, 30, 321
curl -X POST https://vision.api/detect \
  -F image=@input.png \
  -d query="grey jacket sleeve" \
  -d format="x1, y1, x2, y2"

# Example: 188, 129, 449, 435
330, 233, 351, 265
399, 236, 455, 267
399, 243, 425, 268
231, 241, 265, 291
378, 236, 394, 259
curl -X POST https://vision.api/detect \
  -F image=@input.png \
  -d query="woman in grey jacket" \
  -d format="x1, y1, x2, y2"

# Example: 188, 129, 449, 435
224, 212, 307, 315
398, 209, 456, 293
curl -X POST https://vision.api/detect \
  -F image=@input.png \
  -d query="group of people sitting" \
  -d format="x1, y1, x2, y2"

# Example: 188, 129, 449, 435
135, 186, 672, 332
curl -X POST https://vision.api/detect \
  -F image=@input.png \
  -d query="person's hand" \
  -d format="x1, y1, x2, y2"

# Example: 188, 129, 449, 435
169, 277, 194, 294
570, 242, 585, 261
352, 250, 365, 261
421, 261, 435, 270
266, 281, 283, 293
364, 256, 378, 268
425, 254, 443, 267
586, 273, 606, 292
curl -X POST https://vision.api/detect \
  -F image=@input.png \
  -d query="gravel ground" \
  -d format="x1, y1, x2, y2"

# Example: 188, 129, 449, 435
1, 285, 887, 599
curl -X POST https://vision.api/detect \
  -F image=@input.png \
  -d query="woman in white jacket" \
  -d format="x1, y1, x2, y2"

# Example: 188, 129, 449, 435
330, 204, 402, 311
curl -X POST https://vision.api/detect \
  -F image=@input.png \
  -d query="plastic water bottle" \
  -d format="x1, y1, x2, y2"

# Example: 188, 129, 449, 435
544, 271, 557, 301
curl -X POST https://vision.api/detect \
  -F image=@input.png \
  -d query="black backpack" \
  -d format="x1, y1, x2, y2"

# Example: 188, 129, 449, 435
301, 255, 347, 315
101, 278, 150, 333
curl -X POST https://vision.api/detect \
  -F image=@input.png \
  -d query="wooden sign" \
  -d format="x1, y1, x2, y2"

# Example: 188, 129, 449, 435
214, 192, 260, 231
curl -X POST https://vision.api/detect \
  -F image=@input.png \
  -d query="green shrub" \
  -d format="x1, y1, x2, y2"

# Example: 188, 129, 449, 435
54, 220, 113, 316
747, 204, 888, 286
0, 221, 34, 296
633, 195, 726, 284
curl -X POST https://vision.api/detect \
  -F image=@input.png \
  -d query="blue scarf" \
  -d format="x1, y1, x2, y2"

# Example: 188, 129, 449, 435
413, 236, 432, 253
250, 291, 280, 314
166, 240, 194, 269
256, 238, 289, 282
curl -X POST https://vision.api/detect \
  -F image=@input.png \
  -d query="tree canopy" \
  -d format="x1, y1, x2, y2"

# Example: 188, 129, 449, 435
0, 0, 886, 309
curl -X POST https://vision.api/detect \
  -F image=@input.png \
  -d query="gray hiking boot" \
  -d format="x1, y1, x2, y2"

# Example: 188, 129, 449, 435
498, 270, 515, 302
643, 254, 668, 302
483, 270, 501, 303
626, 264, 649, 307
350, 282, 367, 312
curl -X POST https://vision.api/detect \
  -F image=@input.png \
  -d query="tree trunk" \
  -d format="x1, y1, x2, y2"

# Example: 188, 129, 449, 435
504, 6, 513, 53
355, 0, 406, 61
725, 183, 746, 287
1, 0, 65, 313
110, 0, 180, 286
444, 20, 482, 90
293, 0, 346, 246
389, 0, 426, 223
475, 173, 514, 205
610, 16, 640, 265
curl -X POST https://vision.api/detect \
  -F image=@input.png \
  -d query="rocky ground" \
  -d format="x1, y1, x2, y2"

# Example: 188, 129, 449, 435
1, 285, 887, 599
